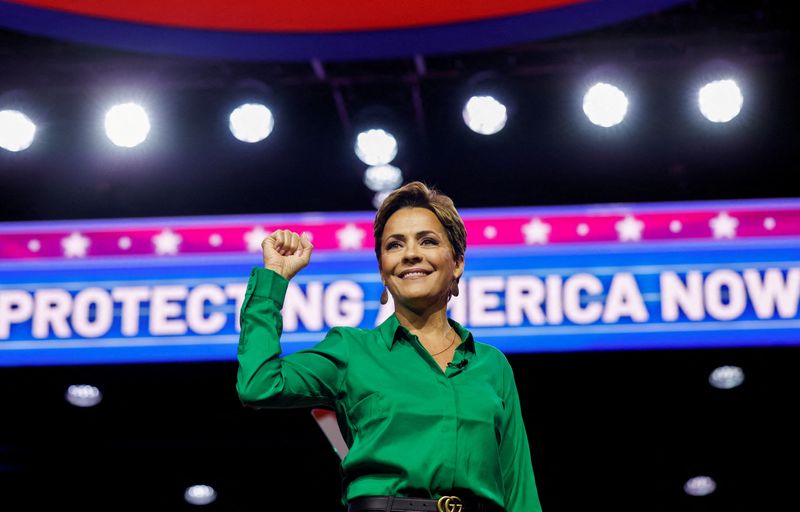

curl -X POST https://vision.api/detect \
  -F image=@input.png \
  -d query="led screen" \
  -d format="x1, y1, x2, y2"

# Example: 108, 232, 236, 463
1, 198, 798, 366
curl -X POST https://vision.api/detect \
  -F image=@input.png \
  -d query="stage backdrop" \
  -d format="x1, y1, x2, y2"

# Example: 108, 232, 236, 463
0, 0, 689, 61
1, 197, 799, 367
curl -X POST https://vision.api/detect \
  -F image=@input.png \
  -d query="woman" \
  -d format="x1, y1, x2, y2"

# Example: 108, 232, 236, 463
237, 182, 543, 512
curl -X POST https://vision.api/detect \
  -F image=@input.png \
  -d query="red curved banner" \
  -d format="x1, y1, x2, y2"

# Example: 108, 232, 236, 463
0, 0, 689, 61
7, 0, 583, 32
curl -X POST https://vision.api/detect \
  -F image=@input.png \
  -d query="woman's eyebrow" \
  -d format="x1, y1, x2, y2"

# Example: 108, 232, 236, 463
385, 230, 439, 240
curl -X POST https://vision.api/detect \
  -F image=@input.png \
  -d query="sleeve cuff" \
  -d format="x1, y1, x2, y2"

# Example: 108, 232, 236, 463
249, 267, 290, 308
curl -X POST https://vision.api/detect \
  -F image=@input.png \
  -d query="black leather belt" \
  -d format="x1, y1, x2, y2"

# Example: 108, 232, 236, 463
347, 495, 502, 512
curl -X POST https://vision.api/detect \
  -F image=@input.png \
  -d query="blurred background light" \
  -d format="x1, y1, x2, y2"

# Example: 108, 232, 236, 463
583, 82, 629, 127
698, 79, 743, 123
462, 95, 507, 135
709, 365, 745, 389
354, 128, 397, 166
229, 103, 274, 143
0, 109, 36, 152
364, 164, 402, 192
684, 475, 717, 496
104, 103, 150, 148
372, 190, 393, 209
184, 484, 217, 505
65, 384, 102, 408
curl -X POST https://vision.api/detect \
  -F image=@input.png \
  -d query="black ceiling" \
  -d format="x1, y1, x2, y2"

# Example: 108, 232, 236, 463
0, 0, 796, 222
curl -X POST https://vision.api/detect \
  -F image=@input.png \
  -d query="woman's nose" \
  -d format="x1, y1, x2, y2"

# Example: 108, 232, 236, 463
402, 242, 422, 261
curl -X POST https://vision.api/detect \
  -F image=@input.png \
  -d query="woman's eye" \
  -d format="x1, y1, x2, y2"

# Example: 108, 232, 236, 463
421, 238, 438, 245
386, 241, 400, 249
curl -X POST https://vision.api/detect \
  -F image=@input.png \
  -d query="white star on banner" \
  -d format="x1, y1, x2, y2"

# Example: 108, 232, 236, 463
336, 223, 366, 250
153, 229, 182, 255
244, 226, 270, 253
615, 215, 644, 242
709, 212, 739, 239
61, 232, 90, 258
522, 218, 551, 245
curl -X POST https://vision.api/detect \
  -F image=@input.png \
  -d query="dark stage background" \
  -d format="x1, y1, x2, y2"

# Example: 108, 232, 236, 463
1, 1, 798, 510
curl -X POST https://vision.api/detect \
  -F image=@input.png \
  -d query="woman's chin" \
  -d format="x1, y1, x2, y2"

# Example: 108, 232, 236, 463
394, 294, 446, 313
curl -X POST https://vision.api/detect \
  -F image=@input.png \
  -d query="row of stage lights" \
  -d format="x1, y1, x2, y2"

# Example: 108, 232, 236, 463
1, 78, 744, 205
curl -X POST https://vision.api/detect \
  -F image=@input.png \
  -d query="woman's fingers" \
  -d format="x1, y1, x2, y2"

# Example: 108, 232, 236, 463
265, 230, 308, 256
261, 229, 312, 280
282, 231, 296, 255
279, 230, 291, 255
275, 230, 291, 256
298, 232, 313, 259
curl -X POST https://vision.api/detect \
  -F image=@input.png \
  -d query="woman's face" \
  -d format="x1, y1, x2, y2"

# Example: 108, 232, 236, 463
379, 207, 464, 312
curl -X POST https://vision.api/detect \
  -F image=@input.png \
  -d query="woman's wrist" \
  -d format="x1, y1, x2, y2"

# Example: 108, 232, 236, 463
264, 263, 291, 281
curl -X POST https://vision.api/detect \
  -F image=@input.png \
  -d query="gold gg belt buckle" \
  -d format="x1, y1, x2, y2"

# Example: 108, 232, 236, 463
437, 495, 463, 512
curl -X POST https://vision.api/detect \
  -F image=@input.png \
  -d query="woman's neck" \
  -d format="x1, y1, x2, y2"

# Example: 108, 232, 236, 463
394, 303, 451, 339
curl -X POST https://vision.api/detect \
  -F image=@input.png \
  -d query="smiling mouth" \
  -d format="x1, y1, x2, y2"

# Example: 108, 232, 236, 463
398, 270, 431, 280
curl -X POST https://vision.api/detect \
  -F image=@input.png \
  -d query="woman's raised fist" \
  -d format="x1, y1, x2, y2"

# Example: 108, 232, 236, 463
261, 230, 313, 280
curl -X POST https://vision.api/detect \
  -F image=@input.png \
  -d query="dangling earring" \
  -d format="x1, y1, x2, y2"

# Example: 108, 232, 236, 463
380, 285, 389, 305
450, 279, 460, 297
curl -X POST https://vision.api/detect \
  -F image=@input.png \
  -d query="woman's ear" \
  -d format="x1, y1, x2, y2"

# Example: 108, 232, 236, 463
454, 255, 465, 280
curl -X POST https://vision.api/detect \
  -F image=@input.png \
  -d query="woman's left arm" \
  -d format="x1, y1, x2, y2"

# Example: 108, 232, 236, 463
498, 355, 544, 512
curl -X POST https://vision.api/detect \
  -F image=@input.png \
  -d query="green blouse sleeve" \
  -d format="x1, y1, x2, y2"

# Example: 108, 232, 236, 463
499, 353, 543, 512
236, 267, 349, 409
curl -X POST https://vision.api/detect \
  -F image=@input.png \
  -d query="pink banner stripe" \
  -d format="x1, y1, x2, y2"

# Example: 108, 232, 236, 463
1, 203, 798, 261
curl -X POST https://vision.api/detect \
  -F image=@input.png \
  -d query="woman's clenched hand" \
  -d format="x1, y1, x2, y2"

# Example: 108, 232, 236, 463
261, 230, 313, 280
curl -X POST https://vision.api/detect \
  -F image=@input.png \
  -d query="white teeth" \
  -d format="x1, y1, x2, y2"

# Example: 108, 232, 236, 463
401, 271, 427, 279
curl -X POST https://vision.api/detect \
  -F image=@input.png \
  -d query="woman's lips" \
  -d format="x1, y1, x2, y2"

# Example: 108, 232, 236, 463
399, 271, 430, 280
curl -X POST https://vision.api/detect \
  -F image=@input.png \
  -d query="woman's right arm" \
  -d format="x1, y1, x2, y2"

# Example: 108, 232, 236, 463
236, 230, 348, 409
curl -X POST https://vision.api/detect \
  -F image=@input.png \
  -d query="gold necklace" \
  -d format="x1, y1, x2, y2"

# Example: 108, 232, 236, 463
430, 329, 457, 357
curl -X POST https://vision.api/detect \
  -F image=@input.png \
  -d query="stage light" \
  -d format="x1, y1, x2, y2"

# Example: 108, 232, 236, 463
229, 103, 274, 143
698, 79, 743, 123
462, 95, 507, 135
709, 365, 744, 389
184, 485, 217, 505
105, 103, 150, 148
583, 82, 628, 127
684, 476, 716, 496
0, 109, 36, 152
372, 190, 393, 209
364, 164, 402, 192
65, 384, 102, 408
355, 129, 397, 166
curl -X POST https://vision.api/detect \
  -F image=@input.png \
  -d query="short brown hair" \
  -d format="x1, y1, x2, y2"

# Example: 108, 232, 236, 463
373, 181, 466, 262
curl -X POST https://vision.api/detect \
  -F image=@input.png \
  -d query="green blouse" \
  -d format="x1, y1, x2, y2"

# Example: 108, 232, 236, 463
237, 267, 542, 512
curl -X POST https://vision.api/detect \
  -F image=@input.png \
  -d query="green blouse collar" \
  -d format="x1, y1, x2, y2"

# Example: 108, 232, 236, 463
378, 313, 475, 353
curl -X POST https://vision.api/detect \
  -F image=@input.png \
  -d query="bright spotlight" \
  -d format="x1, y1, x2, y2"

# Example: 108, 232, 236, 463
229, 103, 274, 143
583, 82, 628, 127
354, 129, 397, 166
184, 485, 217, 505
698, 79, 743, 123
372, 190, 393, 209
709, 365, 745, 389
65, 384, 103, 408
364, 164, 402, 192
0, 110, 36, 152
105, 103, 150, 148
463, 95, 507, 135
684, 476, 716, 496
